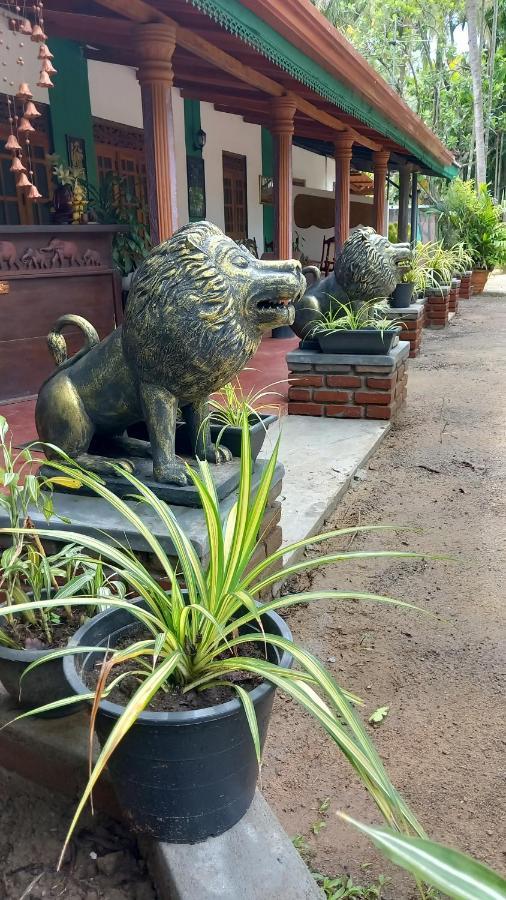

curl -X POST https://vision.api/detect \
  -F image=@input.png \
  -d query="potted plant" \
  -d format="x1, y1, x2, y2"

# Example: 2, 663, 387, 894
311, 302, 402, 354
3, 415, 431, 859
390, 243, 430, 308
0, 416, 124, 714
47, 154, 87, 225
430, 180, 506, 294
206, 378, 281, 460
86, 173, 151, 292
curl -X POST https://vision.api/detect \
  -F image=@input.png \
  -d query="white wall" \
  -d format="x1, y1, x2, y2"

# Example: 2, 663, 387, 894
293, 146, 334, 192
200, 102, 264, 248
87, 60, 188, 225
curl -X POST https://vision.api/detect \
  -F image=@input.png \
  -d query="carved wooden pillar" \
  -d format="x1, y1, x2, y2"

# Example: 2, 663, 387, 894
334, 135, 354, 252
397, 164, 410, 242
410, 170, 419, 246
136, 23, 178, 246
271, 95, 296, 260
373, 150, 390, 235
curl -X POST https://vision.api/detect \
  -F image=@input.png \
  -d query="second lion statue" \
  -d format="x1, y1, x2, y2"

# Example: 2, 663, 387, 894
36, 221, 305, 485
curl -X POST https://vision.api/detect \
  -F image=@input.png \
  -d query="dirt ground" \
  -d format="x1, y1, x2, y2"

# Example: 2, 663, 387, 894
263, 275, 506, 896
0, 769, 156, 900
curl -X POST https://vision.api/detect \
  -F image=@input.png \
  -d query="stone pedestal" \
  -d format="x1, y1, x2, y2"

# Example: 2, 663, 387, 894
459, 271, 472, 299
287, 342, 409, 421
426, 288, 450, 328
384, 301, 425, 357
449, 278, 460, 313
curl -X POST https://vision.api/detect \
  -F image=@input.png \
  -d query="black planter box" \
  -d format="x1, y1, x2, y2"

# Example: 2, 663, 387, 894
317, 327, 401, 355
129, 414, 277, 462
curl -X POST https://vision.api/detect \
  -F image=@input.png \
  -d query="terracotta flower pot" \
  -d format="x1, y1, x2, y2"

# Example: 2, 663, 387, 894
470, 269, 489, 295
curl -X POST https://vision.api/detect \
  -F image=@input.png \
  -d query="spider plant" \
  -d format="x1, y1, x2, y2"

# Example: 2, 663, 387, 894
341, 814, 506, 900
208, 376, 284, 428
417, 242, 454, 291
0, 415, 124, 649
310, 302, 401, 336
1, 413, 440, 864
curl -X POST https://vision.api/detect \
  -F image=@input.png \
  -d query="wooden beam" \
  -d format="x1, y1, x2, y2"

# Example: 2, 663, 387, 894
92, 0, 381, 152
44, 9, 133, 47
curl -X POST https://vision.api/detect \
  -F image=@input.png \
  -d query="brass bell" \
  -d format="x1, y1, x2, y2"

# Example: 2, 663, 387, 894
16, 82, 32, 99
30, 23, 45, 42
19, 19, 32, 35
10, 155, 26, 173
16, 171, 31, 187
18, 116, 35, 133
24, 100, 40, 118
41, 58, 56, 75
5, 134, 21, 151
38, 43, 53, 60
27, 183, 42, 199
37, 69, 53, 88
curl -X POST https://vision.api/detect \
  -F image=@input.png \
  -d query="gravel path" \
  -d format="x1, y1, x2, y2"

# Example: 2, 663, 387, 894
263, 274, 506, 897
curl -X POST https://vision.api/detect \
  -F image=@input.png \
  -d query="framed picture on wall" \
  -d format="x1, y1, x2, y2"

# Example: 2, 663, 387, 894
186, 155, 206, 220
66, 135, 88, 179
259, 174, 274, 205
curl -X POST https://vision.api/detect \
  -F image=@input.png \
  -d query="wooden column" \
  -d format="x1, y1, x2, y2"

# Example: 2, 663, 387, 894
271, 95, 296, 259
373, 150, 390, 235
334, 135, 354, 252
397, 164, 410, 242
136, 23, 178, 246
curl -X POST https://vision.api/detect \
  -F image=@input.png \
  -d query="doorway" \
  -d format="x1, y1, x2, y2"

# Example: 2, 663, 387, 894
222, 152, 247, 241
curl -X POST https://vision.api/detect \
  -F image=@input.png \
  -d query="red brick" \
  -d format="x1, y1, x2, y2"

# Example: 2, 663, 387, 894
326, 375, 362, 388
325, 405, 363, 418
366, 405, 394, 419
288, 402, 323, 416
288, 387, 311, 401
288, 375, 323, 387
354, 390, 391, 405
313, 389, 351, 403
367, 375, 395, 390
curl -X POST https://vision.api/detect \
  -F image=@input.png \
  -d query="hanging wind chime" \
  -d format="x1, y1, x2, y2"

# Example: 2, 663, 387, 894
1, 0, 57, 200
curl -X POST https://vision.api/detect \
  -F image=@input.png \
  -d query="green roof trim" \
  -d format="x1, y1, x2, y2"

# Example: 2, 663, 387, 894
189, 0, 459, 179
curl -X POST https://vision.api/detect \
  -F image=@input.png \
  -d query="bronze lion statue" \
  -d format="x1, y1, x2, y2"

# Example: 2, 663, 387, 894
36, 221, 305, 485
292, 226, 412, 339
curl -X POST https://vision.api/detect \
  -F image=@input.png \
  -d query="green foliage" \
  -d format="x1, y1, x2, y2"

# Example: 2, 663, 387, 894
208, 377, 283, 428
341, 814, 506, 900
0, 416, 124, 648
86, 172, 151, 277
314, 871, 389, 899
1, 414, 441, 866
310, 301, 400, 334
430, 180, 506, 269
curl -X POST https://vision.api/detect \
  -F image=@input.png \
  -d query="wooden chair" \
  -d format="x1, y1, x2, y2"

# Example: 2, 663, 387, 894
319, 235, 335, 275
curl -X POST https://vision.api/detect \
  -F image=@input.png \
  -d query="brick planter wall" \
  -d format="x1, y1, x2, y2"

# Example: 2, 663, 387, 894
286, 342, 409, 421
426, 288, 450, 328
383, 301, 425, 357
449, 279, 460, 313
459, 271, 472, 299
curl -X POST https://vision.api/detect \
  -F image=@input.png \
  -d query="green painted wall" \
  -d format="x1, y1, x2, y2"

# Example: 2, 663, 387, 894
261, 127, 274, 251
48, 38, 98, 189
184, 98, 203, 159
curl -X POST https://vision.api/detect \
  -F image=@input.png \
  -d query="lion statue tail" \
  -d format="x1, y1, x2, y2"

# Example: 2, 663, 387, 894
47, 314, 99, 371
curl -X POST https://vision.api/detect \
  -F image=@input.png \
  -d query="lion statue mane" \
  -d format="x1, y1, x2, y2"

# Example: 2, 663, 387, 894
35, 220, 304, 486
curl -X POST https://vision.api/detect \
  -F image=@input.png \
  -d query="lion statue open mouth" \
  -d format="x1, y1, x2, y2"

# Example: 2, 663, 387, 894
292, 226, 412, 340
35, 221, 305, 486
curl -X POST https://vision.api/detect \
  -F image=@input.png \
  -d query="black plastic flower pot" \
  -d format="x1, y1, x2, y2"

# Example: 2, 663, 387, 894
317, 327, 401, 355
0, 642, 84, 718
64, 602, 293, 843
128, 415, 277, 462
390, 282, 414, 308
